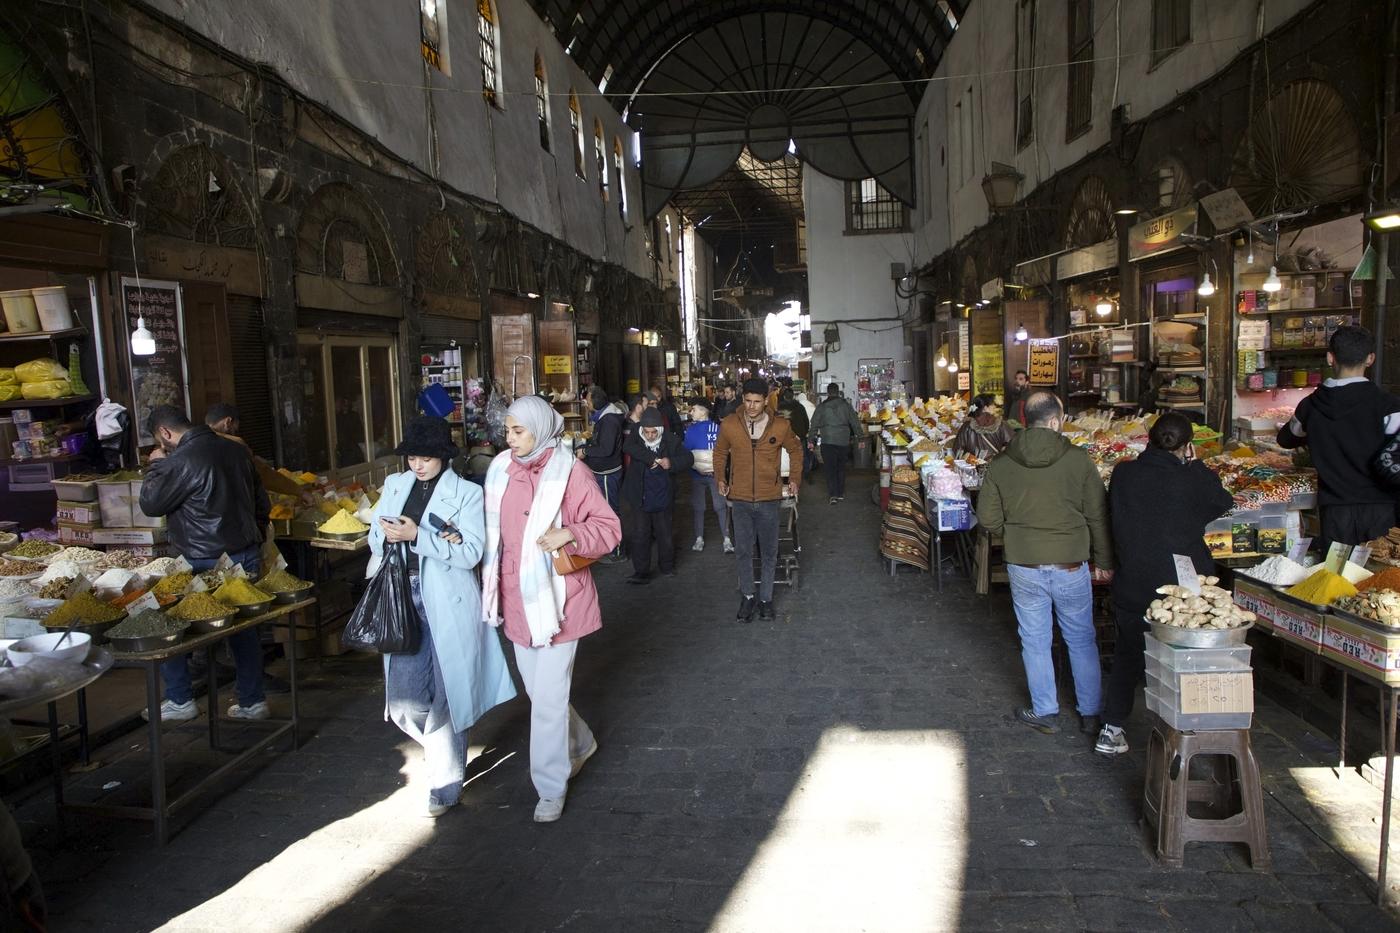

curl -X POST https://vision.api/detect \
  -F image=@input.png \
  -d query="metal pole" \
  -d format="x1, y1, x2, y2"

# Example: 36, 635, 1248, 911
1379, 687, 1397, 904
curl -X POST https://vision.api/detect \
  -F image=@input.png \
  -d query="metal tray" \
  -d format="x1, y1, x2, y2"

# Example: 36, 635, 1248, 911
1147, 617, 1253, 648
48, 616, 125, 647
1330, 604, 1400, 634
234, 599, 273, 618
270, 585, 314, 605
107, 629, 185, 653
318, 529, 368, 541
187, 610, 238, 633
1271, 585, 1334, 614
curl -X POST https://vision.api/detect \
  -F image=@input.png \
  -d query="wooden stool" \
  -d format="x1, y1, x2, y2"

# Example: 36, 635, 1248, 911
1141, 713, 1271, 870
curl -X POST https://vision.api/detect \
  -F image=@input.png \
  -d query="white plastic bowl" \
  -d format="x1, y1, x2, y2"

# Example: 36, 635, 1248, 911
8, 631, 91, 666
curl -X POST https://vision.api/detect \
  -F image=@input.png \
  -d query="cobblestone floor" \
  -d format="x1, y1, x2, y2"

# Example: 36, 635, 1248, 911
18, 474, 1400, 931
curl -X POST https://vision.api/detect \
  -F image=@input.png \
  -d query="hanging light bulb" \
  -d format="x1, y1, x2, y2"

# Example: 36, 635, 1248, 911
947, 361, 959, 373
131, 316, 156, 356
1197, 273, 1215, 297
1262, 266, 1282, 292
1014, 323, 1029, 343
936, 354, 948, 368
1094, 298, 1113, 317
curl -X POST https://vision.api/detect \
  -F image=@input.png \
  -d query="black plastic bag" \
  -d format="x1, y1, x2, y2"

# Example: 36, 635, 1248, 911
341, 542, 421, 654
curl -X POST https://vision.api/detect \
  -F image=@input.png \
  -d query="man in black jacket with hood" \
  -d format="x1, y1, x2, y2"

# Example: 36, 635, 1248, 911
621, 409, 693, 583
1278, 325, 1400, 550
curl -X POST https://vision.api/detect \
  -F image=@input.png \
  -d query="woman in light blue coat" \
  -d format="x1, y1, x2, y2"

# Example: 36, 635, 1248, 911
369, 416, 515, 817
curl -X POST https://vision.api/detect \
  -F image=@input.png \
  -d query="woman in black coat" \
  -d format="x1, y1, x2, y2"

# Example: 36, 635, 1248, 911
1094, 412, 1233, 756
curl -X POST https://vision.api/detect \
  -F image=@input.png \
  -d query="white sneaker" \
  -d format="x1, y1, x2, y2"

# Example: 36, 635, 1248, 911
534, 795, 565, 822
570, 738, 598, 779
692, 537, 705, 552
227, 701, 271, 720
722, 537, 734, 554
424, 798, 454, 818
142, 699, 198, 723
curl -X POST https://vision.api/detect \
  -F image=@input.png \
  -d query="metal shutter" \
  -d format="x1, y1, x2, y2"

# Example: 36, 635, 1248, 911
420, 315, 479, 347
225, 295, 276, 461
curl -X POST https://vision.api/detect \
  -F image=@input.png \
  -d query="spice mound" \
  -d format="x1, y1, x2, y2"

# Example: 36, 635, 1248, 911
1359, 568, 1400, 594
213, 578, 271, 607
0, 578, 35, 600
168, 593, 234, 621
1285, 568, 1357, 606
1149, 576, 1256, 629
98, 549, 145, 570
43, 592, 125, 626
255, 569, 311, 594
35, 577, 74, 600
135, 557, 183, 577
10, 540, 59, 560
49, 547, 105, 565
0, 559, 38, 578
318, 509, 368, 535
1238, 555, 1311, 587
106, 610, 188, 641
152, 571, 193, 599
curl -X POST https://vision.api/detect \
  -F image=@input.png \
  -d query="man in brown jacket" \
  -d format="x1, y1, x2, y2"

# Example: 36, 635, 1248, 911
714, 378, 803, 622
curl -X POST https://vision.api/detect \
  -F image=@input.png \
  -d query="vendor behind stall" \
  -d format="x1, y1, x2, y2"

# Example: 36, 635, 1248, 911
206, 403, 304, 498
954, 395, 1016, 460
139, 405, 271, 724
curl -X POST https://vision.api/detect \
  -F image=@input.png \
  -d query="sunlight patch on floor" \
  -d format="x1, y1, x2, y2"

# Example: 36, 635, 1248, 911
1282, 764, 1400, 881
159, 745, 436, 931
712, 727, 969, 933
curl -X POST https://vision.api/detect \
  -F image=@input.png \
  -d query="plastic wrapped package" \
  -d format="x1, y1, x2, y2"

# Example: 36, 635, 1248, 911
14, 359, 66, 384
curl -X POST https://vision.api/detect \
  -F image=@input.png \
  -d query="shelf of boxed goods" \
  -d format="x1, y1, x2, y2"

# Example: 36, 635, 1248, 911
0, 452, 82, 467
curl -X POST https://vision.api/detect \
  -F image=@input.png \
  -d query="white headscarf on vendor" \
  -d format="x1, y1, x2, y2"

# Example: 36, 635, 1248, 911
508, 395, 565, 464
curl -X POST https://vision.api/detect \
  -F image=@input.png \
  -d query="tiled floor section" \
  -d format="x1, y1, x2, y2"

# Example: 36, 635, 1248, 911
16, 475, 1400, 931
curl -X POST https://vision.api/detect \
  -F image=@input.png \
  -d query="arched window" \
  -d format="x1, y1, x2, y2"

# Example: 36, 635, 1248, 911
568, 92, 584, 178
477, 0, 500, 107
613, 137, 627, 221
594, 120, 608, 200
534, 54, 550, 151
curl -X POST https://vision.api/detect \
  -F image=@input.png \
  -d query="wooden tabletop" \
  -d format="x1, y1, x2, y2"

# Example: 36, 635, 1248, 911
109, 598, 317, 662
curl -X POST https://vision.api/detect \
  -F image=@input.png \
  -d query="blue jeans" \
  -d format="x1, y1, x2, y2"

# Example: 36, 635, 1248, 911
1005, 562, 1102, 718
161, 547, 266, 708
729, 499, 780, 600
690, 472, 727, 539
386, 575, 465, 806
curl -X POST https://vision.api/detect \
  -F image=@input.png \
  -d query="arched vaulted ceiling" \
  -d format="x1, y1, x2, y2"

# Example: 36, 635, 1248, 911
528, 0, 968, 221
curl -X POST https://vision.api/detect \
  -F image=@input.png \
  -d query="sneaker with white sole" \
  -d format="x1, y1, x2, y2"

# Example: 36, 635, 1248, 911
227, 701, 271, 721
142, 699, 198, 723
1095, 724, 1129, 755
722, 537, 734, 554
570, 738, 598, 779
424, 798, 454, 818
534, 795, 565, 822
692, 537, 705, 552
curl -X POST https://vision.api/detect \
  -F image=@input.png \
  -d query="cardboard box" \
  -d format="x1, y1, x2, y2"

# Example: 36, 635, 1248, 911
55, 501, 101, 525
106, 542, 172, 561
1270, 600, 1325, 653
1323, 613, 1400, 683
91, 526, 169, 545
1176, 671, 1255, 714
50, 477, 97, 502
57, 521, 99, 545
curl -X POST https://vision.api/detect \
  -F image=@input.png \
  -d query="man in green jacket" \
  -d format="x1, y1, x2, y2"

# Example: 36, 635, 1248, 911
976, 391, 1112, 737
807, 383, 865, 504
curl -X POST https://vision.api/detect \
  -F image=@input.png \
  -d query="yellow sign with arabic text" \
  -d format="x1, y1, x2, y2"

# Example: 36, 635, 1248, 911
543, 355, 572, 374
1028, 340, 1059, 385
971, 344, 1004, 396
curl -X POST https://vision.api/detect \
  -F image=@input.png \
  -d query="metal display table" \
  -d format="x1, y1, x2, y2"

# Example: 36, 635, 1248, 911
57, 599, 314, 843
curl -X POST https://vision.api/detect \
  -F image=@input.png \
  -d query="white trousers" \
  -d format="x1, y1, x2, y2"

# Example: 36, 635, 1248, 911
513, 640, 594, 800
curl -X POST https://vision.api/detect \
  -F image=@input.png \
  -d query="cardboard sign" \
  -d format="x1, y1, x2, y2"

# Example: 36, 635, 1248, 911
1288, 537, 1312, 564
1352, 544, 1374, 567
1325, 541, 1350, 574
1028, 340, 1059, 385
956, 372, 970, 391
127, 591, 161, 614
1173, 554, 1201, 593
542, 355, 572, 374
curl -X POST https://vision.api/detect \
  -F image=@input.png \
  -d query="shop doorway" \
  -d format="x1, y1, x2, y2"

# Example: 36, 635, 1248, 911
295, 334, 401, 485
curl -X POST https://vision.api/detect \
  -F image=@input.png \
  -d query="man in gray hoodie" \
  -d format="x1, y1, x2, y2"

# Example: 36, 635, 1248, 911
807, 383, 865, 504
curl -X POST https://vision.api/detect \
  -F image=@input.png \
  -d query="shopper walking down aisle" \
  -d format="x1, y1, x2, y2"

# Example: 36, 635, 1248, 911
370, 416, 516, 816
481, 396, 622, 823
1278, 325, 1400, 550
1095, 413, 1232, 756
622, 409, 693, 583
138, 406, 270, 723
807, 382, 864, 504
976, 391, 1111, 736
714, 378, 803, 622
684, 398, 731, 553
579, 387, 625, 510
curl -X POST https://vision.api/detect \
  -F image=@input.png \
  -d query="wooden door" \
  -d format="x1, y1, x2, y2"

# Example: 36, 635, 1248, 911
180, 281, 236, 423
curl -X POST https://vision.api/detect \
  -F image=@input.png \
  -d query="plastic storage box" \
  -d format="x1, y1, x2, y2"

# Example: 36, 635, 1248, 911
1144, 633, 1252, 672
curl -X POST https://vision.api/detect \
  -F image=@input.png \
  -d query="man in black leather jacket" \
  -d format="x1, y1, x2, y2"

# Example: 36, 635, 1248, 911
139, 405, 272, 723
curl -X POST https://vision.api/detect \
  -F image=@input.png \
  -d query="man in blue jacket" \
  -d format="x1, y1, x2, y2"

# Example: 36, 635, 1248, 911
683, 398, 731, 553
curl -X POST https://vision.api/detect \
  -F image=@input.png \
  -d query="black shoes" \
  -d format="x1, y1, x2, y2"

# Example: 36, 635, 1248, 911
627, 573, 651, 585
758, 600, 775, 620
737, 595, 757, 623
1015, 707, 1061, 734
1079, 714, 1101, 736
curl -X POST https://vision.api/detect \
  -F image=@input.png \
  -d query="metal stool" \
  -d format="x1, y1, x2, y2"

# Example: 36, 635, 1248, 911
1141, 712, 1271, 870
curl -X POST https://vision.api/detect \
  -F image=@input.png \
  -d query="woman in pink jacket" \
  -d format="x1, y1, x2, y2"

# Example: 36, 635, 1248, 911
481, 395, 623, 822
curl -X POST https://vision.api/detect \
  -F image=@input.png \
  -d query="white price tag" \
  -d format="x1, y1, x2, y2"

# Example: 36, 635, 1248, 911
1288, 537, 1312, 564
1325, 541, 1350, 574
1173, 554, 1201, 594
128, 591, 160, 613
1351, 545, 1373, 567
